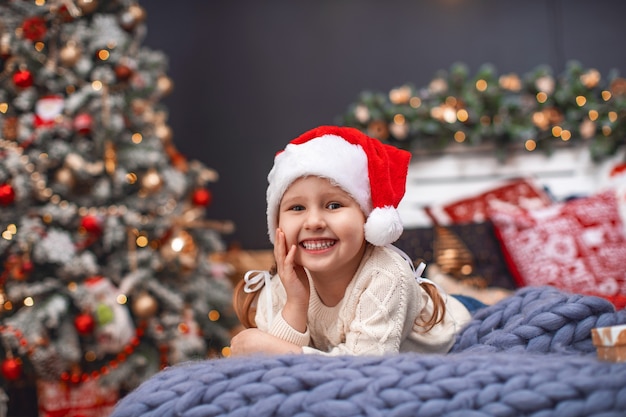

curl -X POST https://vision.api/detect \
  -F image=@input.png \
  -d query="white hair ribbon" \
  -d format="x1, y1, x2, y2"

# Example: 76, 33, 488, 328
243, 270, 273, 328
386, 244, 445, 293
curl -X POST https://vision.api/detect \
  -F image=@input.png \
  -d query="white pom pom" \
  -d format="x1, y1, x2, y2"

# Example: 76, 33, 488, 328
364, 207, 403, 246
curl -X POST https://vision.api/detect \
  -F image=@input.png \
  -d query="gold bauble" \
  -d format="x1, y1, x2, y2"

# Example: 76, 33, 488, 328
59, 42, 81, 67
141, 169, 162, 193
120, 4, 146, 31
389, 85, 411, 105
156, 75, 174, 97
128, 4, 147, 22
0, 32, 11, 58
76, 0, 99, 14
579, 119, 596, 139
131, 99, 148, 115
367, 120, 389, 141
55, 167, 76, 188
132, 292, 158, 319
155, 124, 173, 143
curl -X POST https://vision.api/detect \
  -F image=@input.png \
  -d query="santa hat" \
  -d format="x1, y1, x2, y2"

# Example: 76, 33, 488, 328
266, 125, 411, 246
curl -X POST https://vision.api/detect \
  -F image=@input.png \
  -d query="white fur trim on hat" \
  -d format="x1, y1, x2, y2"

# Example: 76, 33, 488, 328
266, 134, 371, 244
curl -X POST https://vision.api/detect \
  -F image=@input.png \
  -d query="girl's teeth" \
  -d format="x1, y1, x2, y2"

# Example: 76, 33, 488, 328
302, 241, 334, 250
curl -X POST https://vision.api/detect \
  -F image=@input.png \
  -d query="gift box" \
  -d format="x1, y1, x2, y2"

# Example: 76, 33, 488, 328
591, 324, 626, 362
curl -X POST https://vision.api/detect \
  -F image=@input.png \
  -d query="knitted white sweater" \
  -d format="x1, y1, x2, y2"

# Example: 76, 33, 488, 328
255, 245, 472, 355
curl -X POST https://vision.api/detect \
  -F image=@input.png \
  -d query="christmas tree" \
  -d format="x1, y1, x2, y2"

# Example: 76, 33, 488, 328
0, 1, 238, 414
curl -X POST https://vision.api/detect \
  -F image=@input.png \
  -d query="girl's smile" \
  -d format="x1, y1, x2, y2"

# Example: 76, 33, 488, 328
300, 239, 336, 251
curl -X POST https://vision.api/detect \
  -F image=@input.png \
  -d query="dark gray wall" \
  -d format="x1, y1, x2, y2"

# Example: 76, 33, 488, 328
142, 0, 626, 249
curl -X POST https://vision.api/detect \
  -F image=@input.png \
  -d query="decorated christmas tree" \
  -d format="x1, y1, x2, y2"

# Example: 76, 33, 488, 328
0, 1, 238, 414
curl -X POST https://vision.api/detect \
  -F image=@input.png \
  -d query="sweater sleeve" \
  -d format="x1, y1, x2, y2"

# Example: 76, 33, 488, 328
255, 276, 311, 348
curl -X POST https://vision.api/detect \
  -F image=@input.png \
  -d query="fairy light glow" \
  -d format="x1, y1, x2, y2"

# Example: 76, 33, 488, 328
136, 235, 149, 247
24, 297, 34, 307
602, 91, 612, 101
393, 114, 405, 124
588, 110, 599, 121
98, 50, 110, 60
443, 107, 456, 123
0, 103, 7, 113
131, 133, 143, 144
117, 294, 128, 304
576, 96, 587, 106
2, 224, 17, 240
171, 237, 185, 252
409, 97, 422, 108
525, 139, 537, 151
608, 111, 618, 122
536, 92, 548, 103
457, 109, 469, 122
454, 131, 466, 143
561, 130, 572, 141
475, 79, 487, 92
552, 126, 563, 137
91, 80, 103, 91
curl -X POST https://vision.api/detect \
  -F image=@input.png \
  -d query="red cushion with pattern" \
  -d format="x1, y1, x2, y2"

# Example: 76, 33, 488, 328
425, 178, 553, 225
489, 189, 626, 309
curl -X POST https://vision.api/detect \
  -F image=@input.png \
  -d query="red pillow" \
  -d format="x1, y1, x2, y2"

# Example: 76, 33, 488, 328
425, 177, 552, 225
489, 189, 626, 309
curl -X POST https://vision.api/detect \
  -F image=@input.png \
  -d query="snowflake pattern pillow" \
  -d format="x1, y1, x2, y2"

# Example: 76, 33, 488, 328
425, 178, 553, 225
489, 189, 626, 308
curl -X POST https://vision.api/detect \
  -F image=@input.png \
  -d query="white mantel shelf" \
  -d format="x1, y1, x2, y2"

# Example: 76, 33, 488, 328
398, 145, 626, 227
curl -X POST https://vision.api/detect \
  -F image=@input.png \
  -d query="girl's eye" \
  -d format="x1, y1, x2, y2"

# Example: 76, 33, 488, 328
327, 202, 342, 210
290, 205, 305, 211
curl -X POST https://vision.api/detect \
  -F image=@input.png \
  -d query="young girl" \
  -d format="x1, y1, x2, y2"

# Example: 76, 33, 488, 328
230, 125, 472, 356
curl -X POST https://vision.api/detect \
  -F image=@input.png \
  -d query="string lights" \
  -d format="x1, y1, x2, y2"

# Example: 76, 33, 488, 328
340, 61, 626, 161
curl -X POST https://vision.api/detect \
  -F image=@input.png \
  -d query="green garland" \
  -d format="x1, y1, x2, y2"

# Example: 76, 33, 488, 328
338, 61, 626, 161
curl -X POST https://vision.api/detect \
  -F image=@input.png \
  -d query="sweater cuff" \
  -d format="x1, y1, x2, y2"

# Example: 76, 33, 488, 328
269, 309, 310, 347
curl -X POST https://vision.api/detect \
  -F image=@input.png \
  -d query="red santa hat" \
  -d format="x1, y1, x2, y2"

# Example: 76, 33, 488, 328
266, 125, 411, 246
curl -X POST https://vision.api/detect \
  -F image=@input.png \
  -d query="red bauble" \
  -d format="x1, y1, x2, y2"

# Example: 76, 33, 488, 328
73, 113, 93, 135
1, 358, 22, 381
80, 215, 102, 234
192, 188, 212, 207
115, 64, 133, 81
21, 16, 47, 41
20, 260, 34, 274
12, 69, 33, 88
0, 183, 16, 206
74, 313, 95, 334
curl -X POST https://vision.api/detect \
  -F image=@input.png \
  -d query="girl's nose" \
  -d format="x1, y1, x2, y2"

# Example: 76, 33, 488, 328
303, 209, 325, 229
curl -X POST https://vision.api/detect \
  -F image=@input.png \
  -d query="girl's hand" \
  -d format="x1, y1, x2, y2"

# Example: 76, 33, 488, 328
230, 328, 302, 356
274, 228, 309, 332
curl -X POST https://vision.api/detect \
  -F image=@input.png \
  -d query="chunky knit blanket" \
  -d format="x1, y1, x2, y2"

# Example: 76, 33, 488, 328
112, 287, 626, 417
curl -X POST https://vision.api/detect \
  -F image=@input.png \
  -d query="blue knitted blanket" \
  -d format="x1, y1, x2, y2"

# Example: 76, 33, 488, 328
112, 287, 626, 417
